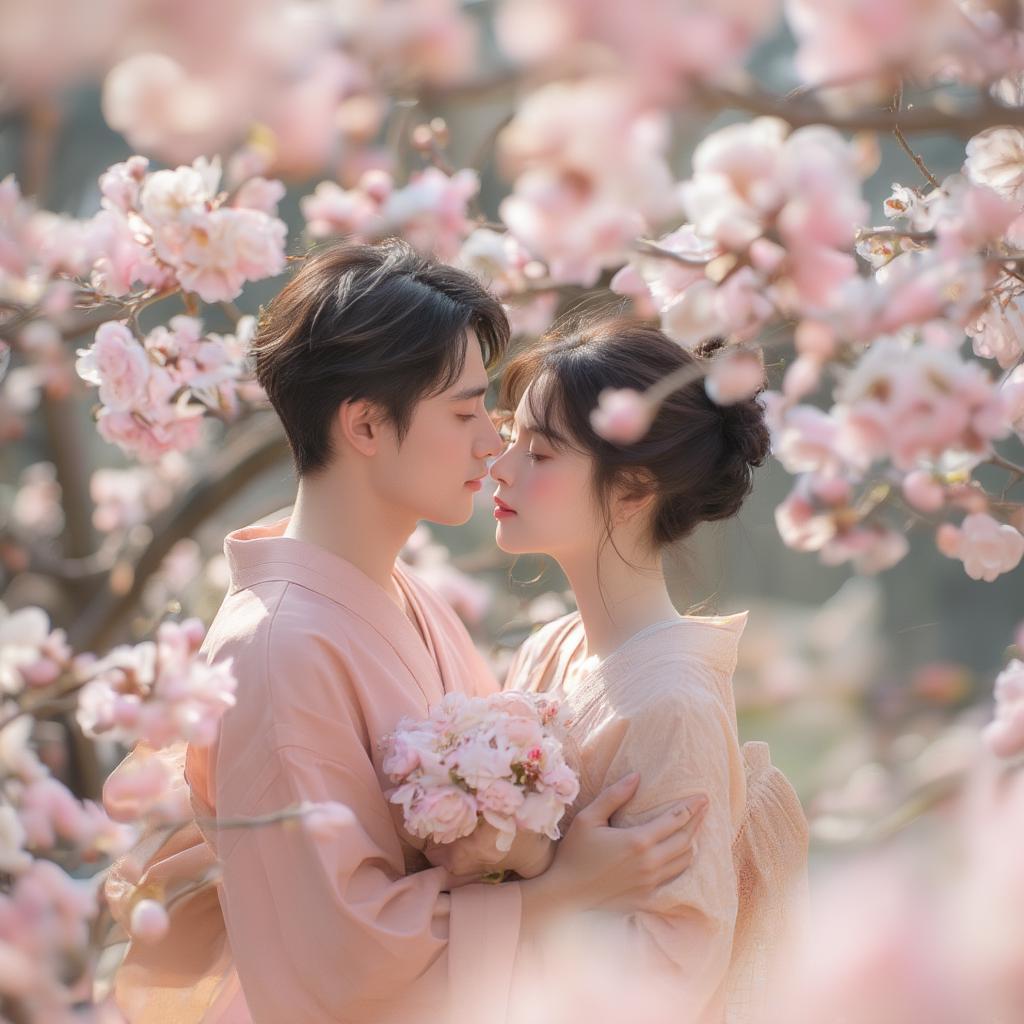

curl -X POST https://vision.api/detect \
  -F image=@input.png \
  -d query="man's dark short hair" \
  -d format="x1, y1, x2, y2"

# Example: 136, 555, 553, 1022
254, 238, 511, 475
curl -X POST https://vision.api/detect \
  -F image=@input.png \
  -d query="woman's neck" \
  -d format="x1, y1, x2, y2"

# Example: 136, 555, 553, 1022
556, 543, 679, 661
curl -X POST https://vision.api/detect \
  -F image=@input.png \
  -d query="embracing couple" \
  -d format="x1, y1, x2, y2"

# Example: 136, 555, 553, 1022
103, 240, 808, 1024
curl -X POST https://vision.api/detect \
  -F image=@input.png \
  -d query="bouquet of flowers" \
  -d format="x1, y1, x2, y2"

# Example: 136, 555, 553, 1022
381, 691, 580, 852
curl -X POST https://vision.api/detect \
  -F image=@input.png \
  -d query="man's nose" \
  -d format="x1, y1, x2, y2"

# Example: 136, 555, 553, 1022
476, 414, 504, 460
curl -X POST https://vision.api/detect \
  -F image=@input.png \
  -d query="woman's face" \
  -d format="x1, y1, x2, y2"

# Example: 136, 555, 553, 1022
489, 385, 606, 557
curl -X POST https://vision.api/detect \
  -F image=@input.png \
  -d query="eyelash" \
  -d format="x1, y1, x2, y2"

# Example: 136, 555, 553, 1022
503, 434, 548, 462
457, 413, 476, 422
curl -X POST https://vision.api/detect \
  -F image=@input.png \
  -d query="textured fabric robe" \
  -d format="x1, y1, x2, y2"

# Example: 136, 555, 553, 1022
102, 517, 521, 1024
505, 611, 809, 1024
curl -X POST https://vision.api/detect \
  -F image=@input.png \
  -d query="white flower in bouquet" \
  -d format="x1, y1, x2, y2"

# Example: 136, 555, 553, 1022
381, 691, 578, 852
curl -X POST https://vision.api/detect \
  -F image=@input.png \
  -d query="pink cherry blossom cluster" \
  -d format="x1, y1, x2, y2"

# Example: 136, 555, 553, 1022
495, 0, 780, 101
89, 453, 190, 533
497, 77, 677, 286
0, 857, 106, 1021
302, 166, 480, 261
75, 314, 257, 461
455, 228, 558, 337
90, 155, 286, 303
0, 175, 88, 317
382, 691, 579, 850
0, 603, 75, 694
611, 119, 869, 348
75, 618, 237, 750
766, 334, 1024, 577
784, 0, 1024, 106
0, 605, 244, 1016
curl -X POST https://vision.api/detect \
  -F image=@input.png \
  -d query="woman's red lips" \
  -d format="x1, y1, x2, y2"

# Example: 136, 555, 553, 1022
493, 496, 517, 520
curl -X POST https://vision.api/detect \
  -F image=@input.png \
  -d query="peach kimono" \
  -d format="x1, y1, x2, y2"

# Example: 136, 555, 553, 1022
102, 518, 521, 1024
505, 612, 809, 1024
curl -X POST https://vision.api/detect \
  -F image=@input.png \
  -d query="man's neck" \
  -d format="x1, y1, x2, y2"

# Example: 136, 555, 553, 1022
284, 473, 415, 601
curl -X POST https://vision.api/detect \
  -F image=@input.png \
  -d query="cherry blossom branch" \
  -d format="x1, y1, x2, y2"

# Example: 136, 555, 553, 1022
891, 86, 942, 189
692, 81, 1024, 137
987, 451, 1024, 480
633, 238, 714, 266
69, 413, 290, 652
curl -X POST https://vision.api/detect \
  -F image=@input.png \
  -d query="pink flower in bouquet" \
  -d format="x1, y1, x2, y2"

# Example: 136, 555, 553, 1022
383, 690, 576, 850
449, 740, 513, 791
514, 788, 566, 840
405, 786, 479, 844
382, 735, 422, 779
478, 779, 527, 818
984, 659, 1024, 759
541, 762, 581, 803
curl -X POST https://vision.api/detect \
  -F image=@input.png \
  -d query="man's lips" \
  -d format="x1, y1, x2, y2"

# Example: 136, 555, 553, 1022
465, 477, 484, 492
493, 496, 517, 519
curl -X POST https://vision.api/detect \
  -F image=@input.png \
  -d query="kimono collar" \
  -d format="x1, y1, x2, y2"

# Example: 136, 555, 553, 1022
563, 609, 749, 678
223, 516, 451, 699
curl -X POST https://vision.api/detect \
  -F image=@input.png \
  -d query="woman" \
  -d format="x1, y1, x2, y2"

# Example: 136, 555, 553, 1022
445, 317, 808, 1023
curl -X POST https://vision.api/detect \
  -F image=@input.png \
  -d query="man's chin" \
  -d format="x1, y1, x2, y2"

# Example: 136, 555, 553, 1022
422, 499, 475, 528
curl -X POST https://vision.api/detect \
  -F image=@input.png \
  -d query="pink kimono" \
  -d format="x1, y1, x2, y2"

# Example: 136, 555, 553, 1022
505, 612, 809, 1024
102, 518, 521, 1023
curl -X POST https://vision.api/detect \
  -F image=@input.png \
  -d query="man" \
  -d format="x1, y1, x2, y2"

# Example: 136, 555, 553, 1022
104, 240, 705, 1023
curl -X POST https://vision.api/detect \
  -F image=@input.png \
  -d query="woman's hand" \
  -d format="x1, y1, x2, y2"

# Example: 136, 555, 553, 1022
517, 773, 707, 933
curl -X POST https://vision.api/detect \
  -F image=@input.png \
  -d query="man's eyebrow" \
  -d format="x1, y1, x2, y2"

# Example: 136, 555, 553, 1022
449, 385, 489, 401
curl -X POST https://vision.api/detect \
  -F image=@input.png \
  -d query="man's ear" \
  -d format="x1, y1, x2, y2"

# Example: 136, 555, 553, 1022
336, 399, 385, 456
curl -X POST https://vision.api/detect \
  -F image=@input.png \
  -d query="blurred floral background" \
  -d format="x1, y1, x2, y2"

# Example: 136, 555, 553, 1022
2, 0, 1024, 1019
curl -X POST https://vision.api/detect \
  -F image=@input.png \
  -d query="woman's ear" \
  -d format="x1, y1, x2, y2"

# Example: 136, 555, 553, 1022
336, 399, 385, 457
611, 470, 657, 527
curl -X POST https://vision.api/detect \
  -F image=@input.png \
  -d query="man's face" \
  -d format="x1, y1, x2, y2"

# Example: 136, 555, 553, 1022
369, 333, 503, 526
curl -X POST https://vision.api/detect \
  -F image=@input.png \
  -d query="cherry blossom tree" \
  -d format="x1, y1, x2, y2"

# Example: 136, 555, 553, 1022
2, 0, 1024, 1018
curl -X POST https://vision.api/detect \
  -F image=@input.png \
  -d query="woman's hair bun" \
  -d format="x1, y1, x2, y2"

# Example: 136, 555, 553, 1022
693, 336, 728, 360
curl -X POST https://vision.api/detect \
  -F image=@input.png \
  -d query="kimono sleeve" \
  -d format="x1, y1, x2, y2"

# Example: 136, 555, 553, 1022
599, 684, 741, 1022
215, 630, 521, 1023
